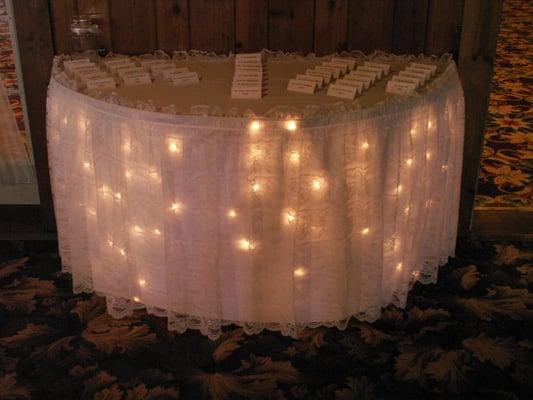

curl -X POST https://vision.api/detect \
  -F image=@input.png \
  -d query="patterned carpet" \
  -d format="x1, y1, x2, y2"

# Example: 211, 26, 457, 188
475, 0, 533, 210
0, 240, 532, 400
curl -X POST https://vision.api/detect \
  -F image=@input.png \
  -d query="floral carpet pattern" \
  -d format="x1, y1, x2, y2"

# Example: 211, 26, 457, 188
0, 240, 532, 400
475, 0, 533, 210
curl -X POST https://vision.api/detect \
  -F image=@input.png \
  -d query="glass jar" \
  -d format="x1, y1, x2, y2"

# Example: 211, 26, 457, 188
69, 15, 98, 53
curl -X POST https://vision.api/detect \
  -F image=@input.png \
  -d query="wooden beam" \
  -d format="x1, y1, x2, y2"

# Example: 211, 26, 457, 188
155, 0, 190, 53
109, 0, 157, 54
457, 0, 502, 237
268, 0, 314, 53
347, 0, 394, 54
10, 0, 56, 232
392, 0, 429, 55
425, 0, 464, 56
190, 0, 235, 54
314, 0, 349, 55
235, 0, 268, 52
49, 0, 78, 54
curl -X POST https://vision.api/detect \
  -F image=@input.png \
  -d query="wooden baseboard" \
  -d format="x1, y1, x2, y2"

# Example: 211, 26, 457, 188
471, 209, 533, 241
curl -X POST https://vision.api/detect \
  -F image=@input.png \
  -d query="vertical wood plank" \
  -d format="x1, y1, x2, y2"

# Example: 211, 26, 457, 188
190, 0, 235, 53
11, 0, 56, 231
457, 0, 502, 237
109, 0, 157, 54
425, 0, 464, 56
347, 0, 394, 53
155, 0, 190, 53
314, 0, 349, 55
392, 0, 429, 54
268, 0, 314, 53
49, 0, 78, 54
76, 0, 112, 51
235, 0, 268, 52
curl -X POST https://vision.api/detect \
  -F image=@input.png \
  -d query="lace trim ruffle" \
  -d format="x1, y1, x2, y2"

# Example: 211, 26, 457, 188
52, 49, 457, 120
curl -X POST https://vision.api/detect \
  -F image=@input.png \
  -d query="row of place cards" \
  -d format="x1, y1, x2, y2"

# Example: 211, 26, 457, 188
231, 53, 266, 99
327, 61, 390, 99
385, 62, 437, 95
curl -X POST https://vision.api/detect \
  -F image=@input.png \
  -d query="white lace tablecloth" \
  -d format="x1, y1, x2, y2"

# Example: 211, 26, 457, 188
47, 51, 464, 339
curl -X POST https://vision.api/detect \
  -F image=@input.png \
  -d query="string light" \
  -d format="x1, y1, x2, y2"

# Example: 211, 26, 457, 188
138, 279, 146, 287
168, 141, 180, 153
132, 225, 143, 234
227, 209, 237, 218
149, 170, 159, 180
125, 170, 131, 179
404, 206, 410, 215
114, 192, 122, 200
427, 121, 433, 129
252, 183, 261, 193
361, 142, 369, 150
442, 165, 448, 171
153, 228, 161, 235
249, 120, 262, 132
286, 210, 297, 223
397, 185, 402, 194
285, 119, 298, 131
122, 142, 131, 153
294, 267, 306, 277
237, 238, 254, 251
83, 161, 91, 170
311, 178, 323, 191
361, 227, 369, 235
87, 207, 97, 216
107, 239, 114, 247
406, 158, 413, 166
397, 262, 403, 270
289, 151, 300, 163
133, 296, 140, 302
119, 248, 126, 256
410, 127, 416, 135
426, 151, 431, 160
170, 202, 182, 213
62, 116, 68, 126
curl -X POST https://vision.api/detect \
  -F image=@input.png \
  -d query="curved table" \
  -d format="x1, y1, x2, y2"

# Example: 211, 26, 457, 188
47, 51, 464, 339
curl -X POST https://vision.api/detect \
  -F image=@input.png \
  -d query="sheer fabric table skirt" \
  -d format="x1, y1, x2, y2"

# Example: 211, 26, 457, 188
47, 61, 464, 339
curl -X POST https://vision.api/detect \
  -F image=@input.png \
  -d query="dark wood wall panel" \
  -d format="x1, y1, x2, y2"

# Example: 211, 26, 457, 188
348, 0, 395, 53
425, 0, 464, 56
190, 0, 234, 53
314, 0, 349, 55
77, 0, 112, 50
392, 0, 429, 54
109, 0, 157, 54
235, 0, 268, 52
155, 0, 190, 53
268, 0, 315, 53
49, 0, 78, 54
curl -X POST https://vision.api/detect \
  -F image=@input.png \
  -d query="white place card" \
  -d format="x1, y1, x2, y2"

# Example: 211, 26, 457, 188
122, 72, 152, 86
234, 71, 265, 80
306, 68, 332, 84
236, 53, 263, 62
235, 64, 263, 73
391, 75, 420, 88
410, 62, 437, 75
335, 79, 364, 94
287, 78, 317, 94
399, 70, 426, 85
331, 57, 356, 70
350, 71, 376, 84
162, 67, 189, 80
70, 65, 99, 78
231, 87, 262, 99
103, 57, 132, 67
139, 59, 168, 69
363, 61, 391, 75
79, 72, 109, 84
149, 63, 176, 77
116, 66, 144, 78
386, 80, 416, 95
170, 72, 200, 86
355, 66, 382, 79
317, 65, 341, 79
296, 74, 324, 89
63, 58, 92, 73
345, 74, 371, 89
327, 83, 358, 100
405, 66, 432, 80
108, 61, 136, 73
323, 61, 348, 74
86, 77, 116, 90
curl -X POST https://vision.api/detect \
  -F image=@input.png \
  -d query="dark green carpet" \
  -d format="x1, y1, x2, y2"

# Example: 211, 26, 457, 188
0, 240, 532, 400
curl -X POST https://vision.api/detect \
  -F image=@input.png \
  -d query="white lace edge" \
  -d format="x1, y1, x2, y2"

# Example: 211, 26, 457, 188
52, 49, 458, 120
61, 256, 447, 340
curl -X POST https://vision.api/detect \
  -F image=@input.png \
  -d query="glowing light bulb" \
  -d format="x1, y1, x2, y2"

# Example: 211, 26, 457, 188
427, 121, 432, 129
138, 279, 146, 287
83, 161, 91, 170
397, 185, 402, 194
252, 183, 261, 193
426, 151, 431, 160
249, 120, 262, 132
410, 127, 416, 135
442, 165, 448, 171
289, 151, 300, 163
62, 116, 68, 126
114, 192, 122, 200
285, 119, 298, 131
132, 225, 143, 234
149, 170, 159, 180
286, 210, 296, 223
123, 142, 131, 153
227, 209, 237, 218
397, 262, 403, 270
99, 185, 109, 196
87, 207, 97, 216
406, 158, 413, 166
168, 141, 180, 153
413, 271, 420, 278
107, 239, 114, 247
119, 248, 126, 256
125, 170, 131, 179
361, 142, 369, 150
404, 206, 410, 215
361, 227, 369, 235
153, 228, 161, 235
170, 202, 181, 213
294, 267, 306, 277
133, 296, 140, 302
238, 239, 254, 251
311, 178, 323, 191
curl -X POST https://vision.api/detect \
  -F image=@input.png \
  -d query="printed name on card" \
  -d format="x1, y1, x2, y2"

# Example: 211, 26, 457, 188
323, 61, 348, 74
63, 59, 92, 73
122, 72, 152, 86
108, 61, 135, 73
316, 65, 341, 79
391, 75, 420, 88
355, 66, 382, 79
352, 69, 377, 84
234, 71, 264, 81
162, 67, 189, 80
139, 59, 167, 69
65, 62, 96, 74
287, 78, 317, 94
363, 61, 391, 75
344, 72, 372, 89
86, 77, 117, 90
116, 67, 144, 78
385, 80, 416, 95
399, 71, 426, 85
231, 87, 262, 99
306, 68, 332, 84
170, 72, 200, 86
296, 74, 324, 89
330, 57, 356, 70
70, 65, 99, 78
405, 66, 432, 80
149, 63, 176, 77
327, 83, 359, 100
410, 62, 437, 75
80, 72, 109, 84
335, 79, 364, 94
